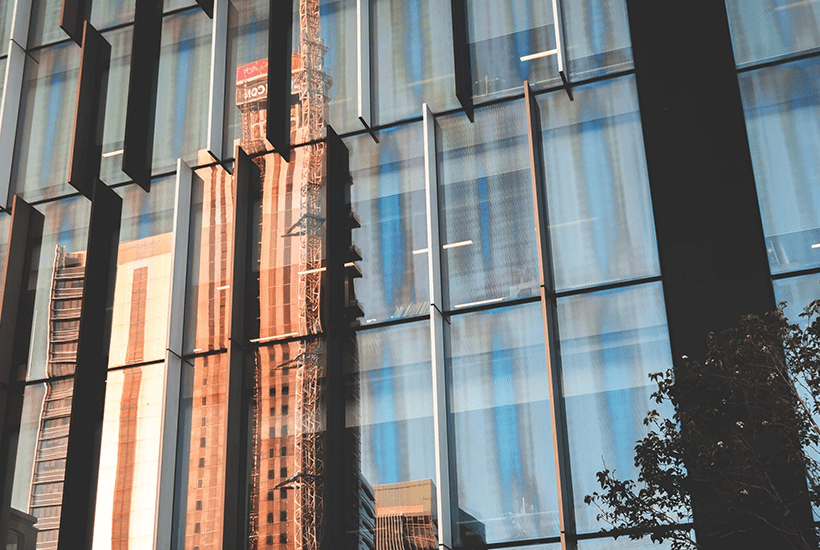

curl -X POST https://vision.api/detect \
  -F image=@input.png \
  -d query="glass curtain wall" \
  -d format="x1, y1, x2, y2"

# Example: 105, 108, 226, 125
0, 0, 684, 549
729, 0, 820, 322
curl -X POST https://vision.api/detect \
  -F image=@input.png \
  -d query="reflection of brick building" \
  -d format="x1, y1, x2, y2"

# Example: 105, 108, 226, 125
29, 235, 173, 550
28, 247, 85, 550
374, 480, 437, 550
185, 149, 234, 550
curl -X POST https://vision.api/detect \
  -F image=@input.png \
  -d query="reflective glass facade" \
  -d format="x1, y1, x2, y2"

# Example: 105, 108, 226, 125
0, 1, 815, 550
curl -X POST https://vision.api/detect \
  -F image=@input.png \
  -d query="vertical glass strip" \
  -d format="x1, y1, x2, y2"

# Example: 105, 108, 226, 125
423, 103, 452, 549
0, 41, 26, 208
207, 0, 227, 161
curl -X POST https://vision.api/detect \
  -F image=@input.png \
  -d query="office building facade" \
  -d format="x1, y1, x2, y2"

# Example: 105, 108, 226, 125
0, 1, 818, 550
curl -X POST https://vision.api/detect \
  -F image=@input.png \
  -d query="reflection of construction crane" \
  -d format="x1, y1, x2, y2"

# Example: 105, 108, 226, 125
290, 2, 332, 550
243, 1, 332, 549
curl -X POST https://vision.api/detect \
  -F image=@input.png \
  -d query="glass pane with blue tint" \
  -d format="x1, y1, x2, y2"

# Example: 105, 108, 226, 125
25, 196, 91, 382
578, 536, 676, 549
559, 282, 673, 533
739, 58, 820, 275
11, 381, 74, 547
347, 123, 429, 324
99, 25, 134, 186
153, 8, 212, 173
353, 322, 436, 542
447, 302, 560, 543
372, 0, 457, 126
774, 274, 820, 330
563, 0, 633, 81
466, 0, 560, 102
93, 364, 166, 548
91, 0, 201, 28
537, 76, 659, 292
28, 0, 65, 49
0, 0, 12, 56
726, 0, 820, 67
11, 43, 80, 202
321, 0, 358, 136
437, 100, 539, 311
108, 178, 176, 368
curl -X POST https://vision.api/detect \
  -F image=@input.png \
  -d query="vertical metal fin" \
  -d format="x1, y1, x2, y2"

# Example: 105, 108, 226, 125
267, 0, 293, 162
524, 81, 576, 550
58, 180, 122, 550
0, 197, 43, 549
68, 22, 111, 199
122, 0, 163, 191
450, 0, 474, 122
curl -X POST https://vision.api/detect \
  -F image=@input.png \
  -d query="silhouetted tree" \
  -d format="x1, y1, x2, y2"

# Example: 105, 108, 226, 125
585, 301, 820, 550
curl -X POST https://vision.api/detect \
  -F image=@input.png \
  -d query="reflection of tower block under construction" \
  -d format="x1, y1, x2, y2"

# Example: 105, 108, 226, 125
29, 246, 86, 550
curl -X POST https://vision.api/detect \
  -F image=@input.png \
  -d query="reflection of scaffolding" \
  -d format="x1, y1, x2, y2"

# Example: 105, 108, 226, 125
291, 2, 331, 550
29, 246, 85, 550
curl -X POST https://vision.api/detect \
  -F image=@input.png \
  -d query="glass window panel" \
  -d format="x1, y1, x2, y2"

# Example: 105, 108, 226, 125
563, 0, 633, 80
559, 282, 673, 533
437, 100, 539, 311
372, 0, 457, 126
578, 537, 676, 550
152, 8, 212, 173
175, 352, 229, 548
223, 0, 271, 160
28, 0, 65, 49
0, 0, 12, 56
322, 0, 358, 136
726, 0, 820, 67
91, 0, 200, 29
537, 76, 659, 291
739, 58, 820, 275
448, 302, 559, 543
99, 26, 135, 186
224, 0, 355, 157
109, 178, 176, 368
356, 322, 435, 487
466, 0, 560, 102
249, 145, 328, 343
184, 158, 233, 355
250, 342, 308, 547
12, 381, 73, 548
0, 210, 10, 293
92, 364, 165, 548
774, 273, 820, 330
347, 123, 429, 324
0, 57, 5, 102
26, 196, 91, 381
11, 43, 80, 202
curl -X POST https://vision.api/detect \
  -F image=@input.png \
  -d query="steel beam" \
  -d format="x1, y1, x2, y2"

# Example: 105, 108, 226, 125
423, 104, 454, 549
154, 159, 195, 549
524, 81, 576, 550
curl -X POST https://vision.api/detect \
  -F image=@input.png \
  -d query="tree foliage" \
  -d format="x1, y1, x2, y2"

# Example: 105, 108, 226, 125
584, 301, 820, 549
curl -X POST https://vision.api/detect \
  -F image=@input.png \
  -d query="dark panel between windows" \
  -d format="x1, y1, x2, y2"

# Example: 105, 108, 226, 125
267, 0, 293, 162
60, 0, 91, 44
122, 0, 163, 191
450, 0, 474, 121
68, 23, 111, 200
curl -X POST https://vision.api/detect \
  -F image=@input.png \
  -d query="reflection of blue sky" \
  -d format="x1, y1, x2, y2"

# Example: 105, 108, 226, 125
41, 48, 68, 188
449, 304, 558, 541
